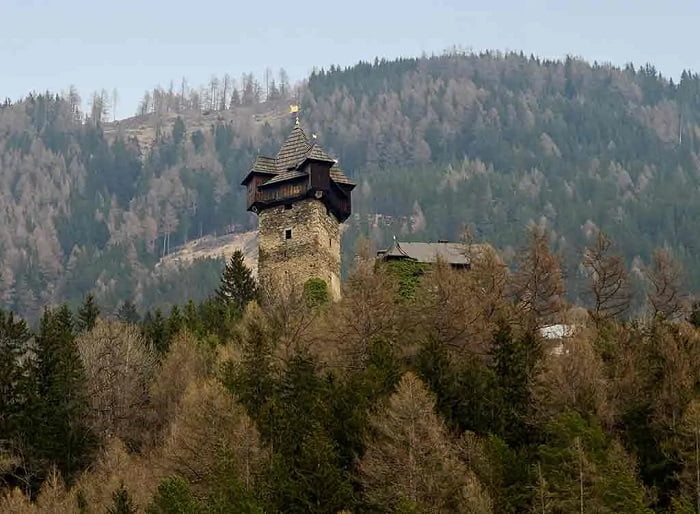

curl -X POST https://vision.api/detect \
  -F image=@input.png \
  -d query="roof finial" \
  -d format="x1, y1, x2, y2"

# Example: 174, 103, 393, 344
289, 104, 300, 126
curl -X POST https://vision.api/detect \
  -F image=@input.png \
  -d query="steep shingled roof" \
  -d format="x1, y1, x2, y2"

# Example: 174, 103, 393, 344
306, 143, 336, 164
250, 156, 276, 174
275, 124, 312, 171
243, 122, 355, 188
330, 167, 353, 185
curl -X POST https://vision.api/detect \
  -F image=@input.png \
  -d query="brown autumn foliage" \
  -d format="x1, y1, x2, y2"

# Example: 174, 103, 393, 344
581, 231, 632, 322
415, 260, 481, 350
1, 440, 162, 514
606, 320, 700, 432
510, 226, 565, 329
533, 325, 613, 425
147, 330, 214, 445
0, 469, 73, 514
325, 240, 403, 369
77, 320, 157, 447
416, 246, 508, 355
646, 322, 700, 431
161, 379, 266, 496
358, 372, 492, 513
72, 438, 162, 512
646, 248, 688, 320
258, 278, 320, 362
677, 399, 700, 508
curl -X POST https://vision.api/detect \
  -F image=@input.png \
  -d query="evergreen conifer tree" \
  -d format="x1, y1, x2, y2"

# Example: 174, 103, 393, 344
147, 477, 200, 514
261, 352, 354, 513
168, 305, 184, 338
77, 293, 99, 333
490, 320, 541, 444
33, 305, 95, 482
0, 310, 32, 442
538, 409, 651, 513
142, 309, 169, 354
216, 251, 257, 313
117, 300, 140, 324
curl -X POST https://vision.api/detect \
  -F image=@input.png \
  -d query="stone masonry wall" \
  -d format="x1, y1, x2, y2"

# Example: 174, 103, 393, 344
258, 198, 342, 300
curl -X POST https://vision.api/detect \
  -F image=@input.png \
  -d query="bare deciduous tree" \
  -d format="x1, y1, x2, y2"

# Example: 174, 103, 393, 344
646, 248, 688, 319
111, 88, 118, 121
581, 231, 631, 322
77, 321, 156, 445
510, 226, 565, 328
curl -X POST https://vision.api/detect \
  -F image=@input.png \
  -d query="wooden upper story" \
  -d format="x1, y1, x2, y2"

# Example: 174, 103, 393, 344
241, 123, 355, 222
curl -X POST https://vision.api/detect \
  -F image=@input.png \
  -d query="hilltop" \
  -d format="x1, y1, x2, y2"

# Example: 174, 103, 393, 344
2, 50, 700, 318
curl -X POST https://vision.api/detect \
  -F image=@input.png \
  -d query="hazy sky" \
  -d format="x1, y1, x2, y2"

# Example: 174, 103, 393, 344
2, 0, 699, 119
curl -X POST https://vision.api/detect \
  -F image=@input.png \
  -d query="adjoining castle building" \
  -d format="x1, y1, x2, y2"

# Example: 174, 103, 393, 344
376, 240, 473, 269
242, 118, 355, 299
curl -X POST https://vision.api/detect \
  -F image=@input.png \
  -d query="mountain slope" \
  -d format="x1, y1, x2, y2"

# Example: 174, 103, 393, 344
2, 51, 700, 317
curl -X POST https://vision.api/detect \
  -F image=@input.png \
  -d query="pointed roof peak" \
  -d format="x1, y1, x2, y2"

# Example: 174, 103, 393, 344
243, 120, 353, 188
276, 122, 312, 170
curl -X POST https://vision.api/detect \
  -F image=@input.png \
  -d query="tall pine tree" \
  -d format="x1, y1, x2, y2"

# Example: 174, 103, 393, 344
0, 310, 32, 444
216, 250, 257, 313
117, 300, 140, 324
77, 293, 100, 333
33, 305, 96, 482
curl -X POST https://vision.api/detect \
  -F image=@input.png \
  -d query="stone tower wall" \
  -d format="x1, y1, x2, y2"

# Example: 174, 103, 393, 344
257, 198, 342, 300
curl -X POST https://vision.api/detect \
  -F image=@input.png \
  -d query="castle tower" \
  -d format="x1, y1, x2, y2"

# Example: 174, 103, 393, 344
241, 120, 355, 299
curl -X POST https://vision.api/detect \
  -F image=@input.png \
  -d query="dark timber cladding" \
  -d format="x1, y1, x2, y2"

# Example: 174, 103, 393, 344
241, 123, 355, 222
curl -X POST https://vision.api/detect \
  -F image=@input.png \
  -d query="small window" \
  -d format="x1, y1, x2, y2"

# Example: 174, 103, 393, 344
285, 229, 292, 240
284, 203, 293, 210
329, 238, 332, 248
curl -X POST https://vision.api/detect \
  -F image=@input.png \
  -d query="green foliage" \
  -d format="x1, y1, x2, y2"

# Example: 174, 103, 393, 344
32, 305, 96, 483
490, 322, 542, 444
416, 338, 500, 435
538, 409, 651, 513
142, 308, 169, 353
0, 310, 32, 440
147, 477, 201, 514
215, 251, 257, 313
302, 278, 330, 308
117, 300, 140, 324
384, 259, 426, 300
329, 338, 402, 468
228, 335, 356, 512
77, 293, 100, 333
205, 469, 263, 514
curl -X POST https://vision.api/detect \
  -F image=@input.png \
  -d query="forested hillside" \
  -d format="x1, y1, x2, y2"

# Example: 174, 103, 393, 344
2, 235, 700, 512
3, 50, 700, 318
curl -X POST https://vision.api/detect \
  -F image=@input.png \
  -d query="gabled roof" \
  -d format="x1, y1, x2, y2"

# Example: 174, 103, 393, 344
378, 241, 471, 265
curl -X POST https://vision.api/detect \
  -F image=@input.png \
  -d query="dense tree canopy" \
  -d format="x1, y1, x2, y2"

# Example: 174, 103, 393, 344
1, 228, 700, 512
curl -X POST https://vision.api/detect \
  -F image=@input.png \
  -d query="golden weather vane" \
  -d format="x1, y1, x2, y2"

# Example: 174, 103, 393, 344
289, 104, 300, 125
